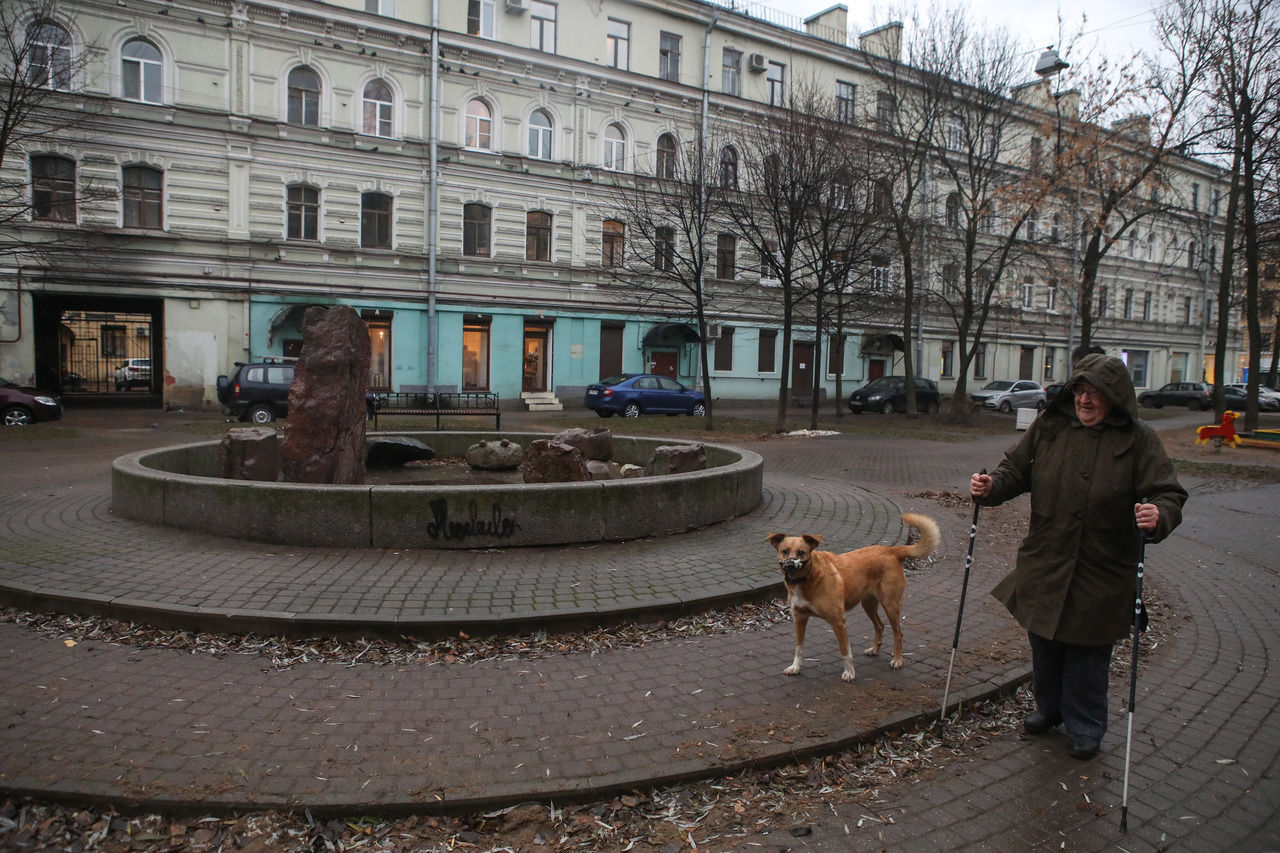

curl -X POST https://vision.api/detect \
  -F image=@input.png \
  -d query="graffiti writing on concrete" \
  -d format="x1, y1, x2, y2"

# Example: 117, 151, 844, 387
427, 498, 521, 540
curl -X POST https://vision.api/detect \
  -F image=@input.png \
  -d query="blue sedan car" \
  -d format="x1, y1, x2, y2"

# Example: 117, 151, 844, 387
584, 374, 707, 418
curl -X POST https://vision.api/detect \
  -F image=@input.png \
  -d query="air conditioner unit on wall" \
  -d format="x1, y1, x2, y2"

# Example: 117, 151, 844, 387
748, 53, 768, 72
706, 322, 722, 339
505, 0, 528, 12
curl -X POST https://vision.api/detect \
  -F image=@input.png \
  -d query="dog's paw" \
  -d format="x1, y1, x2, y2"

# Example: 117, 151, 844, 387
783, 664, 800, 676
841, 668, 857, 682
890, 657, 904, 670
863, 645, 880, 657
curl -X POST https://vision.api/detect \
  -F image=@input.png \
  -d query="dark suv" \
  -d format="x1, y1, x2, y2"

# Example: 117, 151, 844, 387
217, 359, 379, 424
217, 359, 296, 423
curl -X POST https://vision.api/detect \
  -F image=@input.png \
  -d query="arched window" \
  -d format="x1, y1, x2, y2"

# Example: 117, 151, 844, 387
287, 66, 321, 126
465, 99, 493, 150
528, 110, 552, 160
602, 124, 626, 172
719, 145, 738, 190
122, 38, 162, 103
655, 132, 677, 179
29, 21, 72, 90
945, 193, 961, 229
122, 165, 163, 228
361, 192, 392, 248
286, 185, 319, 240
362, 79, 394, 137
463, 202, 491, 256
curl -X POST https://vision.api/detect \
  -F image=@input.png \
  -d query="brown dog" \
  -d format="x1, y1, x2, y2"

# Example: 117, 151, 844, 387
768, 513, 940, 682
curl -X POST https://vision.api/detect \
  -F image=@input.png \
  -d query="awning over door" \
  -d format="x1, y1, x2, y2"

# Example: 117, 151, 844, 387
642, 323, 701, 345
266, 302, 329, 347
860, 332, 905, 355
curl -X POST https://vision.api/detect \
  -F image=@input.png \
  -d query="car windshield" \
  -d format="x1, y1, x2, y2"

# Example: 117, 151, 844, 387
861, 378, 896, 392
598, 375, 630, 386
983, 381, 1014, 391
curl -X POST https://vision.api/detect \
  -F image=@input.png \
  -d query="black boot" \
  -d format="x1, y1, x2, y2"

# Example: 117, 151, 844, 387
1024, 711, 1062, 735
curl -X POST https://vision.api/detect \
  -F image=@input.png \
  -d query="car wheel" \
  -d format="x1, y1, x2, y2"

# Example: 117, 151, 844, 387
248, 404, 276, 424
2, 405, 33, 426
1036, 399, 1046, 411
623, 402, 641, 418
999, 400, 1013, 413
880, 400, 896, 414
691, 402, 706, 417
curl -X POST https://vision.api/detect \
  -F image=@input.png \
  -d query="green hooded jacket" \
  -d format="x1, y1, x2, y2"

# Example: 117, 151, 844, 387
982, 354, 1188, 644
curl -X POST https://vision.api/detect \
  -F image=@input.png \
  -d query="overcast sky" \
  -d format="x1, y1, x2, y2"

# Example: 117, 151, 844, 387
751, 0, 1165, 70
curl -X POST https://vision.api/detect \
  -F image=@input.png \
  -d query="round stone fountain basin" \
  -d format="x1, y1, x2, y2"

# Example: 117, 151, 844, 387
111, 431, 764, 549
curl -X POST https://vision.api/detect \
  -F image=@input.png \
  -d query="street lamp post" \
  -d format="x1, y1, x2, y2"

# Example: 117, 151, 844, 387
1035, 47, 1078, 367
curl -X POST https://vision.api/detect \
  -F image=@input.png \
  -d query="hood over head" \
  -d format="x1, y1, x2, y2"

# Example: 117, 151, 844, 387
1050, 353, 1138, 425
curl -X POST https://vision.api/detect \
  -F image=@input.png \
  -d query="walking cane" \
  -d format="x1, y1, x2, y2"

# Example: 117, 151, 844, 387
939, 468, 985, 726
1120, 516, 1149, 833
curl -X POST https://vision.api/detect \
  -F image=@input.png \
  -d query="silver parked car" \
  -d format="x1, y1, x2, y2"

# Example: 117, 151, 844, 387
971, 379, 1046, 412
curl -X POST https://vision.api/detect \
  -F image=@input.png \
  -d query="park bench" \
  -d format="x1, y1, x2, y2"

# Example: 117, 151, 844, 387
370, 391, 501, 430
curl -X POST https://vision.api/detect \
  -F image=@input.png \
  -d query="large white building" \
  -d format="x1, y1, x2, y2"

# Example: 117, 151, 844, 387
0, 0, 1239, 410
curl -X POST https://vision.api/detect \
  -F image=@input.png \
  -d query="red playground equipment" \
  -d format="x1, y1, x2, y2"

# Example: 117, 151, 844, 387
1195, 411, 1241, 448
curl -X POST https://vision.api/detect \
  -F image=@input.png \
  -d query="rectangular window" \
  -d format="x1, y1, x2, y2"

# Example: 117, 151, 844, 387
286, 185, 318, 240
1191, 182, 1200, 211
1022, 281, 1035, 308
766, 61, 785, 106
467, 0, 495, 37
1043, 347, 1055, 381
526, 211, 552, 261
876, 92, 896, 132
31, 156, 75, 221
974, 342, 987, 379
836, 80, 856, 124
122, 166, 163, 229
601, 219, 624, 268
122, 44, 162, 103
531, 1, 556, 53
1123, 288, 1135, 319
940, 341, 954, 377
659, 32, 681, 82
947, 116, 962, 151
1046, 282, 1057, 311
722, 48, 741, 96
1097, 286, 1109, 317
462, 320, 491, 391
1183, 295, 1193, 325
714, 326, 734, 371
1142, 291, 1153, 322
30, 25, 72, 90
463, 203, 491, 257
655, 226, 675, 271
871, 256, 892, 292
759, 241, 777, 280
758, 329, 777, 372
361, 192, 392, 248
1170, 351, 1189, 383
606, 19, 629, 70
1211, 188, 1221, 217
364, 316, 392, 389
102, 325, 127, 358
1122, 349, 1148, 387
716, 233, 735, 280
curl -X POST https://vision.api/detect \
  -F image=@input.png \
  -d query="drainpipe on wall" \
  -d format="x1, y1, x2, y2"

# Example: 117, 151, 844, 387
427, 0, 440, 391
696, 11, 719, 391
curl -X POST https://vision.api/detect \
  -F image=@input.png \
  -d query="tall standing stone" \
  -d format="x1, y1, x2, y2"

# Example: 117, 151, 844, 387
280, 305, 371, 484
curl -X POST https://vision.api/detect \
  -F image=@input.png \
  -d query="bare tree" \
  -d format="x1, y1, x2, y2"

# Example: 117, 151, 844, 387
598, 124, 743, 429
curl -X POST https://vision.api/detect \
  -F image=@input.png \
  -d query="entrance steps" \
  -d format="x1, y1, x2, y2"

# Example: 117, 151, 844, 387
521, 391, 563, 412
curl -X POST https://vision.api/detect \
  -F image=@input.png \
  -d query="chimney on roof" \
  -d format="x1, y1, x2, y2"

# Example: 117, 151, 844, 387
859, 22, 902, 62
1113, 114, 1151, 142
804, 4, 849, 46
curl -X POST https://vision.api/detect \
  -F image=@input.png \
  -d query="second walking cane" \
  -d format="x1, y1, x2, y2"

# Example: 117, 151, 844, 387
1120, 519, 1149, 832
939, 468, 984, 725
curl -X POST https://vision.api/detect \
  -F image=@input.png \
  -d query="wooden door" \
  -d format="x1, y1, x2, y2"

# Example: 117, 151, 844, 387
650, 351, 677, 379
791, 342, 815, 394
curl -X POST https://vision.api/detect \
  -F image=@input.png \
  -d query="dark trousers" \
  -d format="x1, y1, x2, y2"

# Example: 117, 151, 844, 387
1028, 632, 1113, 741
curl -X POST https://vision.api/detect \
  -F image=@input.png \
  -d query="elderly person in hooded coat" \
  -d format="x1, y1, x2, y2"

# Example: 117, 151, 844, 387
970, 353, 1188, 759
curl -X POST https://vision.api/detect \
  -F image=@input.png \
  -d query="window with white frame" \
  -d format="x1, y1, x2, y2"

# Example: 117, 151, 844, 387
655, 132, 677, 179
655, 226, 675, 271
31, 155, 75, 222
1123, 287, 1134, 319
1123, 350, 1148, 387
29, 20, 72, 90
766, 61, 785, 106
122, 38, 162, 103
940, 341, 954, 377
601, 219, 624, 268
286, 185, 319, 240
974, 342, 987, 378
871, 255, 892, 292
875, 91, 896, 132
719, 145, 738, 189
722, 48, 741, 96
1183, 295, 1193, 324
1043, 347, 1055, 381
836, 81, 856, 123
467, 0, 495, 37
362, 79, 394, 137
530, 1, 556, 53
606, 19, 629, 70
528, 109, 552, 159
659, 32, 681, 82
945, 193, 961, 229
1022, 280, 1035, 308
526, 211, 552, 261
464, 99, 493, 150
287, 66, 321, 126
947, 115, 962, 151
1046, 281, 1057, 311
602, 123, 626, 171
1142, 291, 1153, 321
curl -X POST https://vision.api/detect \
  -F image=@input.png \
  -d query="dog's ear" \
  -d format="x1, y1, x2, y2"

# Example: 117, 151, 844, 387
802, 533, 823, 548
767, 532, 787, 548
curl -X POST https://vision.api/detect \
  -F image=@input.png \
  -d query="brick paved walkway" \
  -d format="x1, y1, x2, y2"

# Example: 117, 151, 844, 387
0, 408, 1276, 851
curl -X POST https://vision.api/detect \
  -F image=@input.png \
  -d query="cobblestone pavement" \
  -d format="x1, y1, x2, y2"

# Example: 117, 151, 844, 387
0, 408, 1276, 851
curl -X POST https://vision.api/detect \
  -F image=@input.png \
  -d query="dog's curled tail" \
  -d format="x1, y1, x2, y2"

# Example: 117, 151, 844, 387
898, 513, 941, 559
